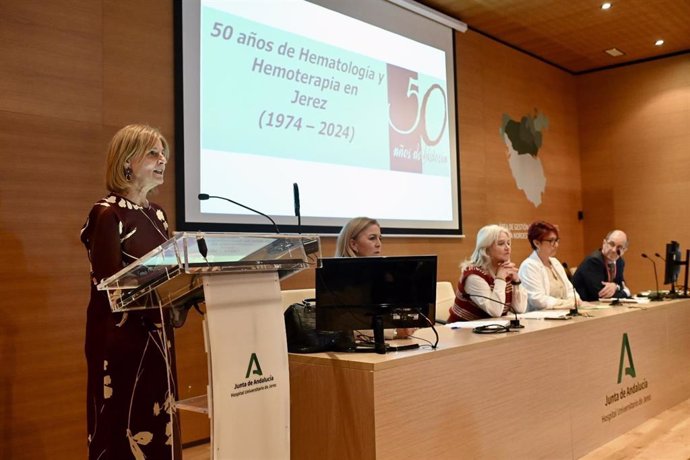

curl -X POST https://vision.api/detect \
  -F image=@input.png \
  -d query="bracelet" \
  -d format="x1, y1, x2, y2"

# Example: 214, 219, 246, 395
511, 280, 522, 285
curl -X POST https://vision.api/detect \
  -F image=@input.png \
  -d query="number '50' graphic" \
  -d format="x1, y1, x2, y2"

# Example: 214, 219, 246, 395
388, 77, 447, 147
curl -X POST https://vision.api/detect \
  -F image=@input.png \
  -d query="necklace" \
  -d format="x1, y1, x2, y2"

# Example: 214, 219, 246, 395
139, 206, 169, 242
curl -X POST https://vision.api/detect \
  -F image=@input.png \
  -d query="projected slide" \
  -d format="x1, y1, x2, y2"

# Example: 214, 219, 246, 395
179, 0, 460, 234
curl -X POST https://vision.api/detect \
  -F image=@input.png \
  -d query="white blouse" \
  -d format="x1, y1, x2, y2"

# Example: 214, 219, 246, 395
518, 251, 580, 311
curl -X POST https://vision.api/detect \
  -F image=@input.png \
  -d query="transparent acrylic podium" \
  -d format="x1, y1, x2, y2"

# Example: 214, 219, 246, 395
98, 232, 320, 460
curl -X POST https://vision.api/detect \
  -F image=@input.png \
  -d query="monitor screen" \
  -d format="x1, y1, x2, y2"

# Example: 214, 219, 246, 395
315, 255, 437, 333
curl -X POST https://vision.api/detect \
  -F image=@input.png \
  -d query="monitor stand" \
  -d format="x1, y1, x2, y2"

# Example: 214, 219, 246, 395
372, 315, 386, 354
353, 315, 420, 354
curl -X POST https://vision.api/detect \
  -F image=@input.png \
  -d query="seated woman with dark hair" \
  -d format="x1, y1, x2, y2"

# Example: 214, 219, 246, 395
518, 220, 582, 311
448, 224, 527, 322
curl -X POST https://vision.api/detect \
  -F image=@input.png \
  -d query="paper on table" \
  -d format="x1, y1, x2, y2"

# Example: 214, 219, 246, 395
445, 319, 510, 329
598, 297, 642, 304
518, 310, 571, 319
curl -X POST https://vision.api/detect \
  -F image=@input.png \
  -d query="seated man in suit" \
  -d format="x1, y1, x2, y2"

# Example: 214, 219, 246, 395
573, 229, 631, 301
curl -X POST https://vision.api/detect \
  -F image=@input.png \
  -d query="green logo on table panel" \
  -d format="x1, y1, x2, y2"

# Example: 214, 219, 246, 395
617, 333, 636, 384
245, 352, 264, 378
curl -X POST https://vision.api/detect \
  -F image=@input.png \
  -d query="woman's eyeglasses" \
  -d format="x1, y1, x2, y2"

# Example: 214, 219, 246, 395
542, 238, 560, 245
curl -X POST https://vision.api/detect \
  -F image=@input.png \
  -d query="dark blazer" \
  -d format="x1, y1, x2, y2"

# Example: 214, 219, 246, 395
572, 250, 628, 301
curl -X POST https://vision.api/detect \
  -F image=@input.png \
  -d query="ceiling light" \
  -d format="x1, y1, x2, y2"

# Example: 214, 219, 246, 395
605, 48, 625, 57
655, 39, 665, 46
601, 2, 612, 10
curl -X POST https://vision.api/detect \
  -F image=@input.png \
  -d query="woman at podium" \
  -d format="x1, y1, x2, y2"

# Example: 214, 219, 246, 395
80, 124, 181, 459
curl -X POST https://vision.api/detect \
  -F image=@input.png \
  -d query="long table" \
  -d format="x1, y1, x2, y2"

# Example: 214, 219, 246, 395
288, 299, 690, 459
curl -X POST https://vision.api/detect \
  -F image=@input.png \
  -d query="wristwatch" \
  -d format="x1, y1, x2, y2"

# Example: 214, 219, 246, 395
511, 280, 522, 285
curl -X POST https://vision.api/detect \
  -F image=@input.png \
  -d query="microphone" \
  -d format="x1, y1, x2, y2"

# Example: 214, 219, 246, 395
198, 193, 280, 233
293, 183, 301, 234
468, 292, 524, 329
196, 232, 209, 260
641, 253, 663, 301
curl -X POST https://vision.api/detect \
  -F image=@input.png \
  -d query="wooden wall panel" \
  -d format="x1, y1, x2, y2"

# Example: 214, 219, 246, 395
0, 1, 102, 123
577, 55, 690, 291
0, 114, 102, 459
0, 1, 593, 457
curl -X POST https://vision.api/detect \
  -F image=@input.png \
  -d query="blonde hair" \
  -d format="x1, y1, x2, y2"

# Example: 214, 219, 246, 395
105, 124, 169, 194
335, 217, 380, 258
461, 224, 512, 272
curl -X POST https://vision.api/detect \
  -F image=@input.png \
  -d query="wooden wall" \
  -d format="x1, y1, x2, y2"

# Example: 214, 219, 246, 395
0, 1, 178, 458
577, 55, 690, 291
2, 0, 684, 457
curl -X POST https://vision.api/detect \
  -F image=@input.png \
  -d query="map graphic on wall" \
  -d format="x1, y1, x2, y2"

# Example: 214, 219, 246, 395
500, 110, 548, 207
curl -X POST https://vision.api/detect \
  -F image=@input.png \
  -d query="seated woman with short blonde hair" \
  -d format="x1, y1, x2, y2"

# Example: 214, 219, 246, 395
448, 224, 527, 322
335, 217, 413, 339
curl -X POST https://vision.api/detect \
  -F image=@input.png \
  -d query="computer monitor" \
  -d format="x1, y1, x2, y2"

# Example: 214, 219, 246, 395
663, 241, 682, 286
315, 255, 437, 353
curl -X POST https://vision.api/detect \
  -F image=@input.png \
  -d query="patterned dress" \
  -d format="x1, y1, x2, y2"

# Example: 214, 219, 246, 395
81, 193, 181, 460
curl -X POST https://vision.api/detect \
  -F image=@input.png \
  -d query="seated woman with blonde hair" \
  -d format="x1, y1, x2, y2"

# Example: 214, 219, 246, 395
335, 217, 413, 339
518, 220, 582, 310
335, 216, 382, 257
448, 224, 527, 322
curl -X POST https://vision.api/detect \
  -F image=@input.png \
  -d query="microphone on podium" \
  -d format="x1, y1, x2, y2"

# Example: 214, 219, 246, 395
293, 183, 302, 234
196, 232, 209, 261
467, 292, 524, 330
198, 193, 280, 233
641, 253, 664, 301
654, 252, 665, 262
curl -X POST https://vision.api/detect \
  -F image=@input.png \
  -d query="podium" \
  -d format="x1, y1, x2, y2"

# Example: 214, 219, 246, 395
98, 232, 320, 459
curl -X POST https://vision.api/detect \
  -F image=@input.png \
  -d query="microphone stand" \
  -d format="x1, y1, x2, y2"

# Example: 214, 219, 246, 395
468, 292, 524, 330
641, 253, 663, 301
293, 182, 301, 234
198, 193, 281, 233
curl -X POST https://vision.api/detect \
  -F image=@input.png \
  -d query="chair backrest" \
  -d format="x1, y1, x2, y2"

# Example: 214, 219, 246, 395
435, 281, 456, 324
281, 288, 315, 311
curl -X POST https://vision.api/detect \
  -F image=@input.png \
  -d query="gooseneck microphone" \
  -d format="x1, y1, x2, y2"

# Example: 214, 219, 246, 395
654, 252, 665, 261
641, 253, 663, 301
468, 292, 524, 329
293, 183, 301, 234
198, 193, 280, 233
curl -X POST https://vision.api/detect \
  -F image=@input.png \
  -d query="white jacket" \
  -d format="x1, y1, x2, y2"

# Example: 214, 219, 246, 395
518, 251, 580, 311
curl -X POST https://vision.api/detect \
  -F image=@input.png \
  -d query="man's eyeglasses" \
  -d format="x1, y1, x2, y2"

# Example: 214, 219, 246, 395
542, 238, 560, 245
606, 240, 628, 253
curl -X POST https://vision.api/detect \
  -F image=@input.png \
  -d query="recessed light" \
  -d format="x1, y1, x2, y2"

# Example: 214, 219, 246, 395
601, 2, 612, 10
655, 39, 665, 46
605, 48, 625, 57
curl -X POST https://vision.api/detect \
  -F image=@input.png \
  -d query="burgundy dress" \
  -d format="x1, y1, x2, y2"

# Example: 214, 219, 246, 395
81, 194, 181, 460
